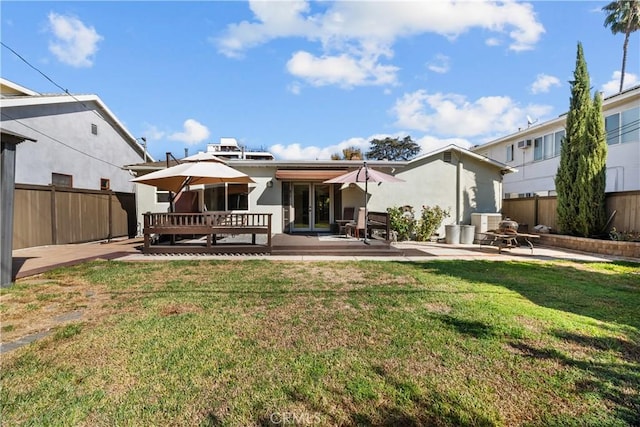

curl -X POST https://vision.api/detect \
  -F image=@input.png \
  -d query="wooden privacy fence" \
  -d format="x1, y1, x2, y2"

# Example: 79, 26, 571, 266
502, 191, 640, 233
12, 184, 136, 250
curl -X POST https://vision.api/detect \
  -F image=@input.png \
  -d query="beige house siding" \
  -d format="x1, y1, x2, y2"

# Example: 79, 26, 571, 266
129, 147, 509, 237
367, 149, 505, 236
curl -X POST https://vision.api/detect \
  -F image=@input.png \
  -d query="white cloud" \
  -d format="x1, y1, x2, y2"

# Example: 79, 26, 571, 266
269, 143, 326, 160
47, 12, 103, 68
140, 123, 166, 141
169, 119, 211, 145
218, 1, 544, 54
286, 50, 398, 88
427, 54, 450, 74
530, 74, 561, 94
485, 37, 502, 47
269, 132, 476, 161
287, 81, 302, 95
269, 138, 365, 161
415, 135, 473, 154
213, 0, 315, 59
271, 135, 386, 161
215, 1, 544, 88
391, 90, 552, 138
601, 71, 639, 96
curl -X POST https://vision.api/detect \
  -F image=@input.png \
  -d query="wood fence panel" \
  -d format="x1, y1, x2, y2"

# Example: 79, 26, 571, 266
112, 192, 136, 238
56, 191, 110, 244
502, 199, 535, 229
12, 186, 52, 249
537, 197, 557, 230
12, 184, 135, 249
607, 191, 640, 232
503, 191, 639, 233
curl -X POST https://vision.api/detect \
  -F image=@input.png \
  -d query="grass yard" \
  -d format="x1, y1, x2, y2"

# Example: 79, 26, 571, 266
1, 259, 639, 426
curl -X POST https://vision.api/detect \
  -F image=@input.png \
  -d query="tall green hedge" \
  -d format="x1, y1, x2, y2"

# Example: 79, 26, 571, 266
555, 43, 607, 237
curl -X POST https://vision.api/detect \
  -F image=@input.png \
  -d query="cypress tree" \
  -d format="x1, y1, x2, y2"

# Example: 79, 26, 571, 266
556, 43, 591, 235
576, 91, 608, 236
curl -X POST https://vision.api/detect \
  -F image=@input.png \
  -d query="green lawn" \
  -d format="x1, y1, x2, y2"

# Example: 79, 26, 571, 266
1, 259, 639, 426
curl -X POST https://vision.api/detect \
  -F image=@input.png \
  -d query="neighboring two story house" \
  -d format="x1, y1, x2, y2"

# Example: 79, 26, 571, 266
1, 78, 148, 192
471, 85, 639, 198
1, 78, 149, 248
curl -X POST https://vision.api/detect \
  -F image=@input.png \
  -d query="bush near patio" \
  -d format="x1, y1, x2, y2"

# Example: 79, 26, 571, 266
388, 205, 449, 241
415, 205, 450, 241
388, 205, 415, 241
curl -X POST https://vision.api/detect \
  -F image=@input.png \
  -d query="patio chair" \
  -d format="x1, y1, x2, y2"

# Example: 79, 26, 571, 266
337, 206, 355, 236
346, 207, 366, 239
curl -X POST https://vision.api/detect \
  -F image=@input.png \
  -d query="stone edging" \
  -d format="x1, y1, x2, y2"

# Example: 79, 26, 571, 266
538, 234, 640, 259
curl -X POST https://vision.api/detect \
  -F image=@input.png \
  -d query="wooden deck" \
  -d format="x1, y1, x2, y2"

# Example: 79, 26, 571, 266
143, 212, 272, 254
141, 211, 410, 256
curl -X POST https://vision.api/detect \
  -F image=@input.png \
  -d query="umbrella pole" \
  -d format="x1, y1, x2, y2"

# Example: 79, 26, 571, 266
364, 162, 369, 244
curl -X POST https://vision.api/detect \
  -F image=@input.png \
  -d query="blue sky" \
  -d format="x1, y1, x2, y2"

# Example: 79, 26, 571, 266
2, 1, 639, 161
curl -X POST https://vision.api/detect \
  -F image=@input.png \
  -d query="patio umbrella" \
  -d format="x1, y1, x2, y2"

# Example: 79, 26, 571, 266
131, 161, 254, 193
324, 161, 404, 242
181, 152, 225, 162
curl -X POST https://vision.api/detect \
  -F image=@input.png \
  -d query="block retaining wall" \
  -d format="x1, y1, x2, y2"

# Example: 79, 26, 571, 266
538, 234, 640, 259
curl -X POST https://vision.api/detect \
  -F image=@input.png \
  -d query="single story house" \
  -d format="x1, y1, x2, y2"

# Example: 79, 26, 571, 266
127, 144, 515, 237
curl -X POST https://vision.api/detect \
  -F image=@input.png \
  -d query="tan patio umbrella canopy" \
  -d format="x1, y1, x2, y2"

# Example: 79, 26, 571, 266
325, 162, 404, 243
324, 165, 404, 185
181, 152, 224, 162
131, 161, 255, 193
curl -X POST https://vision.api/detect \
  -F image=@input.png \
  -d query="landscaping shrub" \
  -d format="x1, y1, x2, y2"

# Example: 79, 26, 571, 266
387, 206, 415, 241
415, 205, 450, 241
609, 228, 640, 242
388, 205, 449, 241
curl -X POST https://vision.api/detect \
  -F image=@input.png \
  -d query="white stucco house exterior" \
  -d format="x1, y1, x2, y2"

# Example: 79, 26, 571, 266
471, 85, 640, 198
0, 78, 148, 192
127, 145, 514, 237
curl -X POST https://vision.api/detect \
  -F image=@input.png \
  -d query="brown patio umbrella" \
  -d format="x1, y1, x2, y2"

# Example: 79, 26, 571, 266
324, 162, 404, 242
131, 161, 254, 193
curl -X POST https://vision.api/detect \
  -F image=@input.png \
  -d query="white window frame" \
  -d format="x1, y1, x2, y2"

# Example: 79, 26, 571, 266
606, 106, 640, 145
506, 144, 514, 162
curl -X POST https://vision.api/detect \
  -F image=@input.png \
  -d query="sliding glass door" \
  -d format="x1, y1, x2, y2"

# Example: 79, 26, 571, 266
292, 183, 331, 232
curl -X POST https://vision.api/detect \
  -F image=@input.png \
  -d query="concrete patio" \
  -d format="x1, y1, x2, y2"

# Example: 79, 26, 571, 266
10, 234, 634, 281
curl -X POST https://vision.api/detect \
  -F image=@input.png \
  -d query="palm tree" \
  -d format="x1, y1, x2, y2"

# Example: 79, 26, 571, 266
603, 0, 640, 92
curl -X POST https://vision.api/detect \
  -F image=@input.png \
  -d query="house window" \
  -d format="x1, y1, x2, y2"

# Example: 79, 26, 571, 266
605, 113, 620, 145
100, 178, 110, 191
543, 134, 553, 159
227, 184, 249, 210
554, 130, 565, 157
506, 144, 514, 162
52, 173, 72, 187
621, 107, 639, 144
606, 106, 640, 145
91, 123, 98, 135
534, 132, 564, 161
533, 137, 543, 161
203, 184, 249, 211
156, 190, 170, 203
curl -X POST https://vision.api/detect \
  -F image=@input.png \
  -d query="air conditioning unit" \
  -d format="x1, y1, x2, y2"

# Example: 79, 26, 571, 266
471, 213, 503, 233
517, 139, 532, 149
